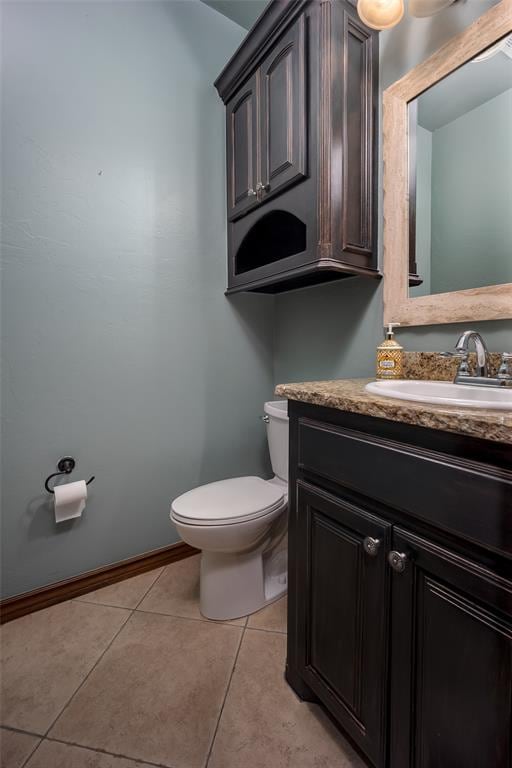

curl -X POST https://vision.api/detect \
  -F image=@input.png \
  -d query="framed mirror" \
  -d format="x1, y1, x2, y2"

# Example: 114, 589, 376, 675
383, 0, 512, 326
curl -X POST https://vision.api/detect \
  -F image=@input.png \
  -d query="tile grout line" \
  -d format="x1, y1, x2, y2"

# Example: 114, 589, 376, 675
2, 716, 178, 768
28, 734, 179, 768
245, 624, 286, 635
17, 733, 42, 768
203, 624, 247, 768
134, 606, 246, 628
4, 568, 283, 766
132, 608, 285, 635
19, 569, 239, 768
42, 606, 135, 739
73, 565, 166, 610
71, 600, 247, 629
133, 566, 168, 610
1, 725, 43, 739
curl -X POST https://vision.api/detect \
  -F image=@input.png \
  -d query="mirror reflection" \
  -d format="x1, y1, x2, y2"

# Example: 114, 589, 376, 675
409, 34, 512, 297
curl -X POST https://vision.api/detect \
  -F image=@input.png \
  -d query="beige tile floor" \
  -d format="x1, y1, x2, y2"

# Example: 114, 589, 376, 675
1, 554, 365, 768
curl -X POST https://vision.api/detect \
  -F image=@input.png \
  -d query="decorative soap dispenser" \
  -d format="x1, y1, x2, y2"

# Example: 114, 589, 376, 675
376, 323, 403, 379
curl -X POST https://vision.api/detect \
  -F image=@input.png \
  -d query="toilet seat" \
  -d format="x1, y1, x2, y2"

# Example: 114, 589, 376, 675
171, 476, 285, 527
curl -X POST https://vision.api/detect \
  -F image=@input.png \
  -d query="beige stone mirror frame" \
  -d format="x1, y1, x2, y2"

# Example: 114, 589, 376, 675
383, 0, 512, 327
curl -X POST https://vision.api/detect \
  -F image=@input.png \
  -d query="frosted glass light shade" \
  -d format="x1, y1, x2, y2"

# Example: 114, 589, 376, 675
357, 0, 404, 30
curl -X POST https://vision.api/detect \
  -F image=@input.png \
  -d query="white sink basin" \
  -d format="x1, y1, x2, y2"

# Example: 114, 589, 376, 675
365, 380, 512, 411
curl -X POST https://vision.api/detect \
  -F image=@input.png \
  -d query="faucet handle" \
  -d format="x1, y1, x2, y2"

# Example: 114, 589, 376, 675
497, 353, 512, 380
441, 350, 470, 377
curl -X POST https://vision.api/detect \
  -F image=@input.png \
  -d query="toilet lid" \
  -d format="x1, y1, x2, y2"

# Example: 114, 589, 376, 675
170, 476, 285, 526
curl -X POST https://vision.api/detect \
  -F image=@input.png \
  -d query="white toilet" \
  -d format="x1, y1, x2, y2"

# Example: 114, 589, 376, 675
170, 400, 288, 620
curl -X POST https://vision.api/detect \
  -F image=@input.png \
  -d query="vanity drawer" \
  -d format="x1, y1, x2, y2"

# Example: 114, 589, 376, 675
297, 418, 512, 558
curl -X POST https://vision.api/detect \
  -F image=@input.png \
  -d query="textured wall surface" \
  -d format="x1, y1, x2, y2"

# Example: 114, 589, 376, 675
274, 0, 511, 385
2, 0, 511, 599
202, 0, 268, 29
1, 1, 274, 598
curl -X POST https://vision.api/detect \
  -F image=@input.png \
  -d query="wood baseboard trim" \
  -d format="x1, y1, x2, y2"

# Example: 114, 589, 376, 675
0, 541, 198, 624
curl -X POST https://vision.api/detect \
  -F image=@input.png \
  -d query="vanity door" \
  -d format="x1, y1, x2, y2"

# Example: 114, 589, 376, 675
295, 481, 390, 767
389, 527, 512, 768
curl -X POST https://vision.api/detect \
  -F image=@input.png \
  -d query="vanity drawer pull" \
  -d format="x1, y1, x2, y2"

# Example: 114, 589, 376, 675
363, 536, 381, 557
388, 550, 408, 573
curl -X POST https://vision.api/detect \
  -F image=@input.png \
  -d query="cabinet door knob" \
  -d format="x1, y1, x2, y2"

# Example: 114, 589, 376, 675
388, 550, 408, 573
363, 536, 381, 557
247, 188, 257, 197
256, 181, 270, 193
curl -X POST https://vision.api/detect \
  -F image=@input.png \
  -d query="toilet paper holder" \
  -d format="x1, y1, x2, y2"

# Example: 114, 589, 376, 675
44, 456, 95, 494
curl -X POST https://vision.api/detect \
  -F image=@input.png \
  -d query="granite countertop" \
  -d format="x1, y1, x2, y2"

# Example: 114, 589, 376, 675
274, 374, 512, 445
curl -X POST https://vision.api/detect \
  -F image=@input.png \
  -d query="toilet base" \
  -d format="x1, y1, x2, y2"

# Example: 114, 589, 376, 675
199, 545, 287, 621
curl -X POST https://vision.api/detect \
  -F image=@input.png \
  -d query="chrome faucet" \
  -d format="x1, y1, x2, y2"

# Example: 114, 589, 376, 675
444, 330, 512, 387
455, 330, 490, 378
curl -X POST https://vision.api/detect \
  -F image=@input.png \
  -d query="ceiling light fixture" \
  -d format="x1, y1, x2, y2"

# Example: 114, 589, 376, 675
357, 0, 404, 30
357, 0, 458, 31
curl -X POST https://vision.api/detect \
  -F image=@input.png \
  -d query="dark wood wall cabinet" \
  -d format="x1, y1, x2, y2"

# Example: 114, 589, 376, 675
214, 0, 380, 294
286, 400, 512, 768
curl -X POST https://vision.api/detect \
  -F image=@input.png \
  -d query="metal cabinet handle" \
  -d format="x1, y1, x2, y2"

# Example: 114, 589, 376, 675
363, 536, 381, 557
388, 550, 408, 573
247, 188, 257, 197
256, 181, 270, 194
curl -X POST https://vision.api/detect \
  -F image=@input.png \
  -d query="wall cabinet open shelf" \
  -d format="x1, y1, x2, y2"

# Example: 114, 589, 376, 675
214, 0, 381, 294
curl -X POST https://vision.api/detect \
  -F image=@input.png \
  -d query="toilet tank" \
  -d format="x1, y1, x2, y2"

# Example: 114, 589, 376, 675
263, 401, 289, 482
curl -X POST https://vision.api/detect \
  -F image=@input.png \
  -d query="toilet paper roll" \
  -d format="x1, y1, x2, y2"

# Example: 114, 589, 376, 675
54, 480, 87, 523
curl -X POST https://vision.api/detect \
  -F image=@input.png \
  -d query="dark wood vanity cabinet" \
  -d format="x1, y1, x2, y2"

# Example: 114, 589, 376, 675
215, 0, 380, 293
389, 529, 512, 768
294, 483, 390, 765
286, 401, 512, 768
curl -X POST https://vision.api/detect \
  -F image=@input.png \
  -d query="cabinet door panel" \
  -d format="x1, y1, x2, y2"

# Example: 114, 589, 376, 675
259, 13, 307, 199
310, 515, 362, 709
390, 528, 512, 768
341, 13, 374, 254
226, 74, 258, 220
296, 482, 390, 766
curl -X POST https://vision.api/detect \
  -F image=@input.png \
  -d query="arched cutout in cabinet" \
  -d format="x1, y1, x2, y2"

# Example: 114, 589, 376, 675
235, 210, 307, 275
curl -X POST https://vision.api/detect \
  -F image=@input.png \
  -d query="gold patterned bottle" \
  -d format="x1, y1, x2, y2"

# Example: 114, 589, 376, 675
376, 323, 403, 379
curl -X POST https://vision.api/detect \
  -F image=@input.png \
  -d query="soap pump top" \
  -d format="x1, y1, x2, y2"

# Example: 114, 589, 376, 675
384, 323, 400, 342
376, 323, 403, 379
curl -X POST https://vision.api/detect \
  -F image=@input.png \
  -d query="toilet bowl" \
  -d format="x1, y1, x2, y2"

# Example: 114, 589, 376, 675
170, 400, 289, 621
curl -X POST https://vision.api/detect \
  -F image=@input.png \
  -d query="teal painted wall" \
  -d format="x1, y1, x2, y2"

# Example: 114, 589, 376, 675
1, 1, 274, 598
2, 0, 511, 599
274, 0, 511, 385
202, 0, 268, 30
430, 88, 512, 294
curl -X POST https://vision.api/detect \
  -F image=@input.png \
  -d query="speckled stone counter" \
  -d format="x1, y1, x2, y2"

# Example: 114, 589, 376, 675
275, 377, 512, 445
402, 351, 503, 381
